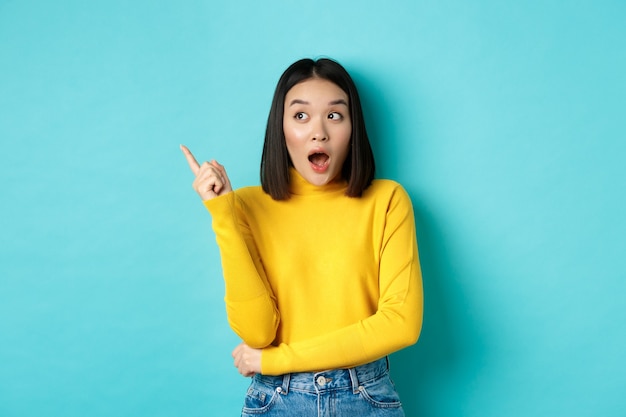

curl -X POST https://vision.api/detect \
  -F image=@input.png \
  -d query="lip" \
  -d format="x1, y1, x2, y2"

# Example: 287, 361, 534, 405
308, 148, 330, 173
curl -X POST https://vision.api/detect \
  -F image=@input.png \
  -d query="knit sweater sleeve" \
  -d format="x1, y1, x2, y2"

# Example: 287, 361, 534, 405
203, 192, 280, 348
261, 185, 423, 375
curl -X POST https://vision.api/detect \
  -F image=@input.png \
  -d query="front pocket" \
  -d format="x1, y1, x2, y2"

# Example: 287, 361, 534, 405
241, 381, 281, 415
357, 376, 403, 409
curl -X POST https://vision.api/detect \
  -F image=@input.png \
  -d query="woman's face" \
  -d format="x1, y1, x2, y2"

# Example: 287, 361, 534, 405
283, 78, 351, 187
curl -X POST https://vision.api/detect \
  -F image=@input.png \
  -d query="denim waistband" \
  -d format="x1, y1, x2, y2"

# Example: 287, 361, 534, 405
253, 357, 389, 394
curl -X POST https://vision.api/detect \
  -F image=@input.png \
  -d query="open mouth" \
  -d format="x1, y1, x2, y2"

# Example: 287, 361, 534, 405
308, 152, 330, 168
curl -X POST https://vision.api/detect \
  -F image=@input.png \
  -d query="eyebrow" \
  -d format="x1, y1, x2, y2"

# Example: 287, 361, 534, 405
288, 98, 349, 107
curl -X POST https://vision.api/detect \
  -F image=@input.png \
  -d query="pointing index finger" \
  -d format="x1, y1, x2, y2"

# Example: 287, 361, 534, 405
180, 144, 200, 175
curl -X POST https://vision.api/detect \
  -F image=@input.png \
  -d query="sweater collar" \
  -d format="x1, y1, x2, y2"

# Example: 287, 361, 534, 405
288, 167, 347, 196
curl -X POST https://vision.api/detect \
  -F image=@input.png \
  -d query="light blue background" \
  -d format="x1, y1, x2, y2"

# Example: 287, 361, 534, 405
1, 1, 624, 416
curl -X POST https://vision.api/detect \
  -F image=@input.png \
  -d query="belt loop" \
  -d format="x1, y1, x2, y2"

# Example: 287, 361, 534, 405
348, 366, 360, 394
280, 373, 291, 394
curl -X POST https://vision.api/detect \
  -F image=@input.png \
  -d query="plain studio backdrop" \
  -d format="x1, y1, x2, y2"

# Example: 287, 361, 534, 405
1, 1, 624, 416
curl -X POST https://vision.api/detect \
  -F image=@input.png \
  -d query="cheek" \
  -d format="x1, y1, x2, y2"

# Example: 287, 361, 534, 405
283, 133, 298, 154
283, 131, 301, 158
284, 124, 308, 150
337, 125, 352, 152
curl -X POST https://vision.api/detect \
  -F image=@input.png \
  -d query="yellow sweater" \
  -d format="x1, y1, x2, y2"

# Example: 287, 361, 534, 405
204, 169, 423, 376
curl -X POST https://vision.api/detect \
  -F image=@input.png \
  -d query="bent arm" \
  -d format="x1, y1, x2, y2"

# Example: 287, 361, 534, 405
261, 187, 423, 375
204, 192, 280, 348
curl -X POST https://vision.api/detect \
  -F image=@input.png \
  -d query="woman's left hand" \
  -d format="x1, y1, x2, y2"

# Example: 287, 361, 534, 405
232, 343, 262, 377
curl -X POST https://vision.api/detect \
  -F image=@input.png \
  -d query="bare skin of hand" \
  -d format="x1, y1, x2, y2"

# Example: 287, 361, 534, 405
180, 144, 232, 200
232, 343, 262, 377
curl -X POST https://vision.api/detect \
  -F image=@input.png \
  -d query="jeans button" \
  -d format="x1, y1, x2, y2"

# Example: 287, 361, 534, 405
316, 376, 327, 386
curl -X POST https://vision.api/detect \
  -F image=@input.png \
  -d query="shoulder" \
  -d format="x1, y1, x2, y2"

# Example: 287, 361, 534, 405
234, 185, 265, 199
366, 179, 411, 200
369, 178, 404, 191
363, 179, 414, 215
233, 185, 276, 208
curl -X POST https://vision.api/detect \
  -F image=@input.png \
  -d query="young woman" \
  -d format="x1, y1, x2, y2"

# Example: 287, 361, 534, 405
182, 58, 423, 416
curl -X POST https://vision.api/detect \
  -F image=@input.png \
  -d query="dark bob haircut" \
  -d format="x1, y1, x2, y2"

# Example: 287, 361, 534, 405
260, 58, 375, 200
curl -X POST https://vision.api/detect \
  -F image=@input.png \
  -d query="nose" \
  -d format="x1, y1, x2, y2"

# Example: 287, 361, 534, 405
311, 117, 328, 141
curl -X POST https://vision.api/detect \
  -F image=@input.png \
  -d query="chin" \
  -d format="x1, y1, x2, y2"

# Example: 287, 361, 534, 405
294, 162, 341, 186
302, 175, 326, 186
310, 171, 341, 186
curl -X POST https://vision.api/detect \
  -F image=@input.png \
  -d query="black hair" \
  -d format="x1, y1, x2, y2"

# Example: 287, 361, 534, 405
260, 58, 375, 200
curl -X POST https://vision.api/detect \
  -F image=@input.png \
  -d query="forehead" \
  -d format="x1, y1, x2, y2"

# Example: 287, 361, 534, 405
285, 78, 348, 104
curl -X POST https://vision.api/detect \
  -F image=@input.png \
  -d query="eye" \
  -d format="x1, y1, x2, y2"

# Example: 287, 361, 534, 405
328, 112, 343, 120
295, 112, 309, 121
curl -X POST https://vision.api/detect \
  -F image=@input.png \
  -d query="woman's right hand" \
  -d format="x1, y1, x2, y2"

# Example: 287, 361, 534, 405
181, 145, 232, 201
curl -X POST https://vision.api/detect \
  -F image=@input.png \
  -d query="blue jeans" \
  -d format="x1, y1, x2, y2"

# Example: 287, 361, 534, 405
241, 357, 405, 416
